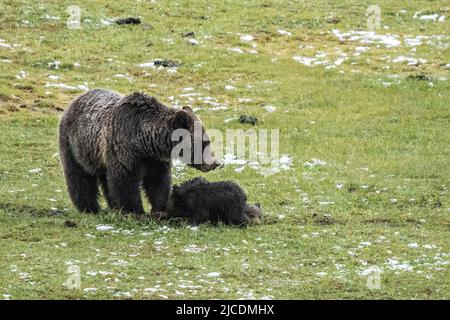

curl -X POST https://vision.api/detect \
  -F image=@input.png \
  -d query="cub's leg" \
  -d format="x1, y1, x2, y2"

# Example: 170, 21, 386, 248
60, 145, 100, 213
106, 160, 144, 214
142, 161, 171, 212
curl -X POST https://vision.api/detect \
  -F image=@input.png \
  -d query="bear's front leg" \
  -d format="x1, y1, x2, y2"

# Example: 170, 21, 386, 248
106, 162, 144, 214
143, 161, 171, 212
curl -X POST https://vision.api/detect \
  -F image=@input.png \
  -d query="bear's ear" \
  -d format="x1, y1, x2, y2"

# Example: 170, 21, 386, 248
255, 203, 261, 208
182, 106, 193, 112
173, 109, 193, 129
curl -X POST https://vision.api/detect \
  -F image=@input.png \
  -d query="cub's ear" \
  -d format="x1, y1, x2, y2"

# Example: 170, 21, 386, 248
182, 106, 193, 112
255, 203, 261, 208
173, 109, 193, 129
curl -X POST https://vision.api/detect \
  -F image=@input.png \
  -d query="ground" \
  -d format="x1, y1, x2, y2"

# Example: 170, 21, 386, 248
0, 0, 449, 299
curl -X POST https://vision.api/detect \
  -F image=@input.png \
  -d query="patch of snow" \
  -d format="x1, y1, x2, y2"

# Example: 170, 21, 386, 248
277, 29, 292, 36
223, 154, 247, 165
358, 265, 383, 276
304, 158, 326, 167
359, 241, 372, 248
332, 29, 401, 48
100, 19, 113, 25
293, 56, 316, 67
240, 34, 254, 42
224, 85, 236, 90
96, 225, 114, 231
184, 245, 206, 253
263, 105, 276, 112
43, 14, 60, 20
206, 272, 221, 278
44, 82, 89, 91
187, 38, 199, 45
386, 259, 413, 271
391, 56, 427, 65
228, 47, 245, 54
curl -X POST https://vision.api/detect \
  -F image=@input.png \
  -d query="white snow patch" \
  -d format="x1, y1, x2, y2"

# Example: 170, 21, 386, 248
184, 245, 206, 253
392, 56, 427, 65
263, 105, 276, 112
44, 82, 89, 91
240, 34, 254, 42
386, 259, 413, 271
228, 47, 245, 54
413, 12, 445, 22
332, 29, 401, 48
206, 272, 221, 278
304, 158, 327, 167
277, 29, 292, 36
96, 225, 114, 231
358, 265, 383, 276
223, 154, 247, 165
224, 85, 236, 90
187, 38, 199, 45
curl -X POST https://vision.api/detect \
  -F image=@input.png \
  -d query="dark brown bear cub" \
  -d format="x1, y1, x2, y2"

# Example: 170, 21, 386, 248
160, 177, 262, 226
59, 89, 220, 214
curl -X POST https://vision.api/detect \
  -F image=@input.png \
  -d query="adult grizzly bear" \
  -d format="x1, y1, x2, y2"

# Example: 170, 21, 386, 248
59, 89, 220, 214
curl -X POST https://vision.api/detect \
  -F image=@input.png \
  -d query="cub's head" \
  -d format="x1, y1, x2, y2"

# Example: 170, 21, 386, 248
171, 106, 221, 172
243, 203, 263, 225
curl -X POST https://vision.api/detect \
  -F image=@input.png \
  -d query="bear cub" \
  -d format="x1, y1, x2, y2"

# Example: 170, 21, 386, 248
155, 177, 262, 226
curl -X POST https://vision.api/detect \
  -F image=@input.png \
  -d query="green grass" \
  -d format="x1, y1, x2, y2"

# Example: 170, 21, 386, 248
0, 0, 449, 299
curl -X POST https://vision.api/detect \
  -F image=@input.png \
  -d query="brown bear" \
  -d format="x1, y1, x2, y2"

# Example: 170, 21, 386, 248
59, 89, 220, 214
153, 177, 263, 226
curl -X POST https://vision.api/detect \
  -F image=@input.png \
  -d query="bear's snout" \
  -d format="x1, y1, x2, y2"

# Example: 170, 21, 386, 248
199, 159, 222, 172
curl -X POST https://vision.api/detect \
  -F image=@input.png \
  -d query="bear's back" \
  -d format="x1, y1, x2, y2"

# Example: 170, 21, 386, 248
68, 89, 123, 115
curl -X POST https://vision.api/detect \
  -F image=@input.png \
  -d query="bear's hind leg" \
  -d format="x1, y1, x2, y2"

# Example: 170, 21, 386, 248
60, 149, 100, 213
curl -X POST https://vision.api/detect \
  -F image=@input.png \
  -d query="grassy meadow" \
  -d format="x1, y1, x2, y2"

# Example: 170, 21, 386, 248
0, 0, 449, 299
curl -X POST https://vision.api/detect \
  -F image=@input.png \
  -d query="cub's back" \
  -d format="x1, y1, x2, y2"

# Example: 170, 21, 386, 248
179, 180, 247, 208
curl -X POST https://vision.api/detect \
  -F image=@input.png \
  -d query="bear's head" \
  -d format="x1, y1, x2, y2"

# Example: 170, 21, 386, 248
171, 106, 221, 172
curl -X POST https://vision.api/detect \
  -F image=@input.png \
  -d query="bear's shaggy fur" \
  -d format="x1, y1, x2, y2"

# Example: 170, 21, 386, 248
59, 89, 219, 214
159, 177, 262, 226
